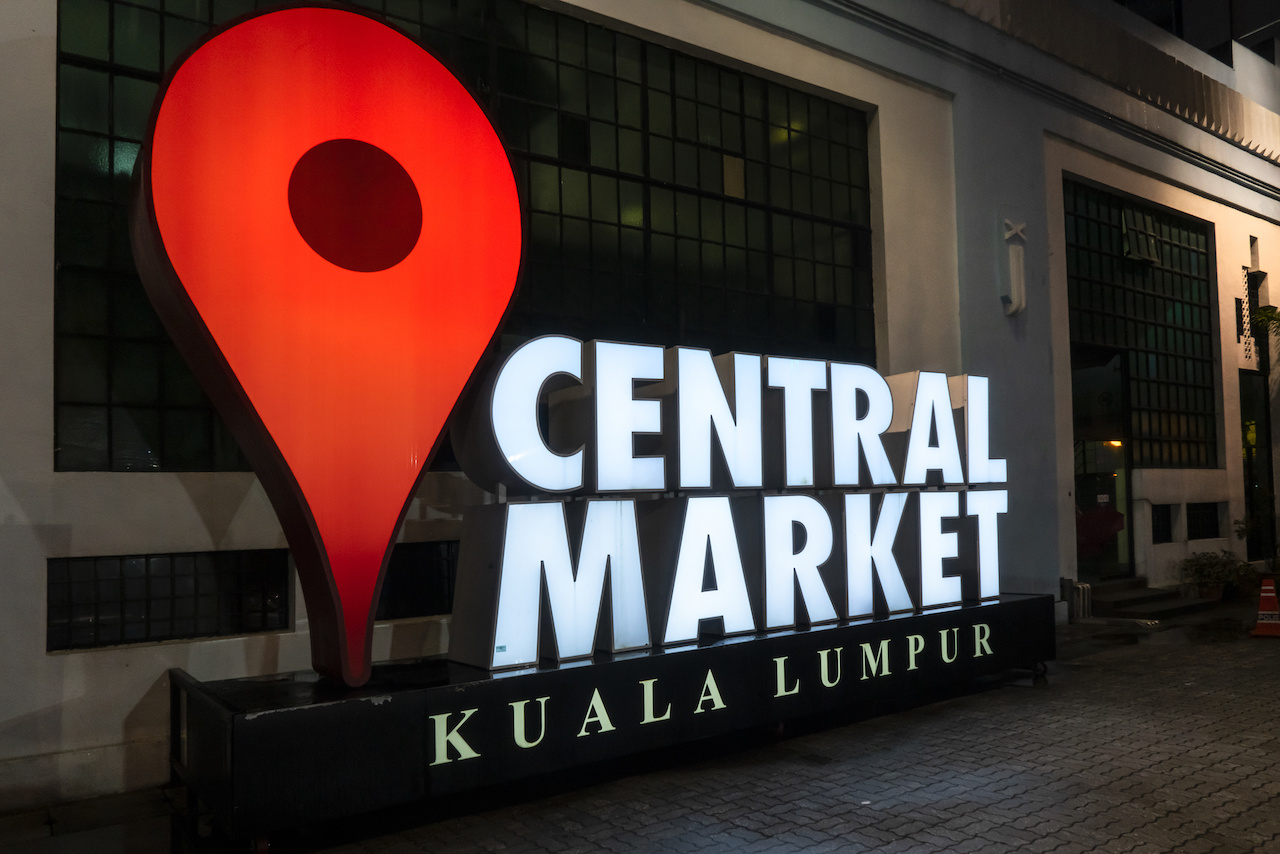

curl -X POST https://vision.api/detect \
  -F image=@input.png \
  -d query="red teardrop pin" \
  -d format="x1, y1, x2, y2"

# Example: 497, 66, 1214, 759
130, 6, 522, 687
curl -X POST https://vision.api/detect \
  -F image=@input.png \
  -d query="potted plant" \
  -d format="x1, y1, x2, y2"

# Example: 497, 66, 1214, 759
1179, 549, 1255, 601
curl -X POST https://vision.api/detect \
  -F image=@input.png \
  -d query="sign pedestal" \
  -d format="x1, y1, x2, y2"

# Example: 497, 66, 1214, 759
170, 595, 1054, 842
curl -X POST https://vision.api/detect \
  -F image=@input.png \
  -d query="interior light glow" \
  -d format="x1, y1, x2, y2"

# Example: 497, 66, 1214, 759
962, 375, 1008, 483
830, 363, 897, 486
764, 494, 837, 628
766, 356, 827, 487
595, 341, 665, 491
677, 350, 763, 489
845, 492, 913, 618
919, 491, 961, 608
966, 490, 1007, 600
492, 335, 583, 492
492, 500, 648, 668
663, 496, 756, 644
135, 6, 522, 686
902, 372, 965, 484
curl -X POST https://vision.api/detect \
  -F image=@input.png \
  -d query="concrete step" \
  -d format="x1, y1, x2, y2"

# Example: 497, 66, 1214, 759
1091, 585, 1179, 616
1087, 577, 1149, 594
1103, 596, 1220, 620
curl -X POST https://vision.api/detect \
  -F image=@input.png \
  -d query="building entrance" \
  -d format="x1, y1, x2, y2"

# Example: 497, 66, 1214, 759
1063, 178, 1220, 581
1072, 347, 1132, 580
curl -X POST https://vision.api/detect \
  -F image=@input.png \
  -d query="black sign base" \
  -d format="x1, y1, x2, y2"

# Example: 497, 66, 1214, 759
170, 595, 1054, 841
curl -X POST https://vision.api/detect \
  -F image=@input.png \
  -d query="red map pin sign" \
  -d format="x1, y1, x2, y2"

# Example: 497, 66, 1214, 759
130, 6, 522, 687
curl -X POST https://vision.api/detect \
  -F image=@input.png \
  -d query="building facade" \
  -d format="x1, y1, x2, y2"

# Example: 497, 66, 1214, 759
2, 0, 1279, 809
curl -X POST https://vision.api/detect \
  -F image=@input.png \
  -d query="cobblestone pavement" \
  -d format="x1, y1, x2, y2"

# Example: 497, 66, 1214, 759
303, 611, 1280, 854
9, 608, 1280, 853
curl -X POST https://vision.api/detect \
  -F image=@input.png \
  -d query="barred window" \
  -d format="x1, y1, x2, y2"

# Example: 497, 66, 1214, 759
47, 548, 290, 651
55, 0, 876, 471
1186, 502, 1222, 540
1064, 179, 1218, 468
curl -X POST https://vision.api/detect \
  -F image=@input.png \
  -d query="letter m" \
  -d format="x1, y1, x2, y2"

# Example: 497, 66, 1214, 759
491, 501, 650, 668
860, 639, 891, 679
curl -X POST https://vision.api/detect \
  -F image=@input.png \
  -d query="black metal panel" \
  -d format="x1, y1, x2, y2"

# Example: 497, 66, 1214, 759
173, 594, 1054, 839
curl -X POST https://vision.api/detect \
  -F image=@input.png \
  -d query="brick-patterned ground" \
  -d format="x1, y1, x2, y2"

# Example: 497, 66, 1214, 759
9, 609, 1279, 853
309, 611, 1280, 854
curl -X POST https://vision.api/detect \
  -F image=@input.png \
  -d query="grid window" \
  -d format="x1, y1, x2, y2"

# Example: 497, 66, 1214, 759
47, 548, 289, 651
1151, 503, 1174, 544
376, 540, 459, 620
1186, 502, 1221, 540
1064, 180, 1217, 468
56, 0, 876, 471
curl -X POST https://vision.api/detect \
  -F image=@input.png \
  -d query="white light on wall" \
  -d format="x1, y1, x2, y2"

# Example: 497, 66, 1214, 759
595, 341, 665, 491
902, 372, 964, 485
491, 335, 584, 492
766, 356, 827, 487
664, 496, 756, 644
491, 500, 649, 668
966, 489, 1007, 599
678, 350, 763, 489
845, 491, 913, 618
962, 376, 1007, 483
764, 494, 837, 628
831, 362, 897, 486
919, 491, 961, 608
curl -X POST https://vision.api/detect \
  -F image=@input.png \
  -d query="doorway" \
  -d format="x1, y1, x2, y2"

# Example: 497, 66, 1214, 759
1072, 346, 1132, 581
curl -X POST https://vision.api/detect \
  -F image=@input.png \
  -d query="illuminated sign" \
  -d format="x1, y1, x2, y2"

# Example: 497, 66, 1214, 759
130, 5, 1011, 695
130, 6, 522, 687
141, 6, 1051, 834
450, 337, 1008, 671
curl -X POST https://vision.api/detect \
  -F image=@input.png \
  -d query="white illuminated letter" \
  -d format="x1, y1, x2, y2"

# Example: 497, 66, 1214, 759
902, 372, 964, 485
845, 492, 913, 618
491, 501, 649, 668
773, 656, 800, 697
766, 356, 827, 487
919, 491, 961, 608
763, 495, 837, 628
966, 490, 1007, 600
595, 341, 665, 491
965, 376, 1007, 483
577, 689, 616, 736
830, 363, 897, 486
491, 335, 583, 491
677, 350, 763, 489
663, 497, 756, 644
640, 679, 671, 724
510, 697, 549, 749
694, 670, 727, 712
429, 709, 480, 765
907, 634, 925, 670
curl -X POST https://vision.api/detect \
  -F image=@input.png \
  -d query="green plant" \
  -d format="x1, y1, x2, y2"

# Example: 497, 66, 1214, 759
1253, 306, 1280, 339
1179, 549, 1254, 585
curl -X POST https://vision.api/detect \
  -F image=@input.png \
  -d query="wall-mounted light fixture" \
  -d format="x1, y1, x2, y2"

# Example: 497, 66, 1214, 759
1002, 218, 1027, 316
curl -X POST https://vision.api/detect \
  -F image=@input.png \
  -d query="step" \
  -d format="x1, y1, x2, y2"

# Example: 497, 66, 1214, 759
1091, 586, 1180, 617
1103, 596, 1219, 620
1086, 577, 1149, 594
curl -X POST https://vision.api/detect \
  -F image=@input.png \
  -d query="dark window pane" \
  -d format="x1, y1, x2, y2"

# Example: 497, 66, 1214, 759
61, 0, 111, 59
57, 0, 876, 472
59, 64, 109, 133
113, 5, 160, 71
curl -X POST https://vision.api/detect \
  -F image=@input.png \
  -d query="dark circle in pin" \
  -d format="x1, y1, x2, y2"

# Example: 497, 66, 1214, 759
288, 139, 423, 273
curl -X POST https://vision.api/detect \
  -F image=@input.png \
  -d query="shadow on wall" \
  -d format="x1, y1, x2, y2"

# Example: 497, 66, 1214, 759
122, 674, 170, 794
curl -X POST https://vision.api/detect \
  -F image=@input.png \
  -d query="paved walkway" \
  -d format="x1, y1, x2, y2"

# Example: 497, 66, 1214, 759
7, 604, 1280, 853
312, 606, 1280, 854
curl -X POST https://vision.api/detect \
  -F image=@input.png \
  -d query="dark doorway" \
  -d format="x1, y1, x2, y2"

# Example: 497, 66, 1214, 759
1072, 345, 1133, 581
